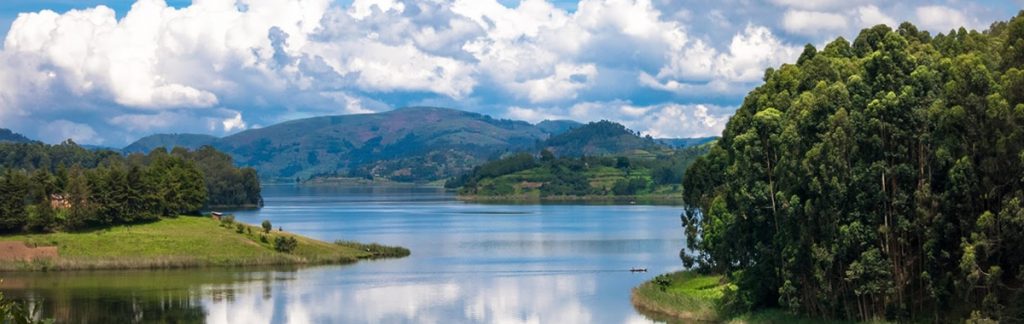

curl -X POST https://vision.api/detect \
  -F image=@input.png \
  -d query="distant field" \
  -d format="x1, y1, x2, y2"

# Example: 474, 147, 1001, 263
0, 216, 407, 271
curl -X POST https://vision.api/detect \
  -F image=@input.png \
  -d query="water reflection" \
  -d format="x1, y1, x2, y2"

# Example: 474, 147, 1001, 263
2, 185, 685, 323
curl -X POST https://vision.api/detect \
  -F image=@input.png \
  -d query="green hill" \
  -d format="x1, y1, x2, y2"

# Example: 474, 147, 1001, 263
123, 134, 219, 153
541, 120, 669, 157
0, 129, 34, 144
123, 108, 712, 183
535, 120, 581, 136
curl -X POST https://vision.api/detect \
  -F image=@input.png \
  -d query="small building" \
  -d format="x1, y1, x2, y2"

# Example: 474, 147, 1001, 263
50, 194, 70, 210
211, 212, 223, 220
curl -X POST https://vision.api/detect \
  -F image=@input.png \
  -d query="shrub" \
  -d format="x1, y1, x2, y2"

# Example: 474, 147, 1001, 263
261, 220, 271, 233
235, 223, 244, 234
273, 236, 297, 253
220, 214, 235, 227
259, 235, 268, 243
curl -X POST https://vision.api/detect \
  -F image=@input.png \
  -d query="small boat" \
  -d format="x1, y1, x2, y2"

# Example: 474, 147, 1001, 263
630, 267, 647, 272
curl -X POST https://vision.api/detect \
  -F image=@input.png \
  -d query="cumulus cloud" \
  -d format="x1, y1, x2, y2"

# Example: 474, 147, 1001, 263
506, 101, 733, 138
44, 120, 100, 144
782, 10, 850, 36
769, 0, 872, 10
855, 5, 897, 28
915, 5, 977, 33
3, 0, 992, 145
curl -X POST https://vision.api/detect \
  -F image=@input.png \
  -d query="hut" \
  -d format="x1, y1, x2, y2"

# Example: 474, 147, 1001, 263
211, 212, 224, 221
50, 194, 71, 210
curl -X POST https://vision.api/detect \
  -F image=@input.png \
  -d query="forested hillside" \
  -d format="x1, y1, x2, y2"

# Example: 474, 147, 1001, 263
449, 144, 708, 199
0, 129, 33, 144
541, 120, 668, 157
0, 141, 261, 233
681, 14, 1024, 321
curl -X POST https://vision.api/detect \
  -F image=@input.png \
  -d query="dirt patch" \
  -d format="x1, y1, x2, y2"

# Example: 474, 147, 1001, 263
0, 241, 59, 261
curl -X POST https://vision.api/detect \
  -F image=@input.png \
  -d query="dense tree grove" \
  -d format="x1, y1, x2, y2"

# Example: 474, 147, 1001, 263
0, 142, 261, 233
681, 15, 1024, 321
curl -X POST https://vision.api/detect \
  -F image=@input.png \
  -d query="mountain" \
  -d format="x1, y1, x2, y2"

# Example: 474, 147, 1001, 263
657, 137, 718, 149
0, 128, 34, 143
123, 108, 702, 182
535, 120, 581, 136
123, 134, 220, 153
541, 120, 668, 157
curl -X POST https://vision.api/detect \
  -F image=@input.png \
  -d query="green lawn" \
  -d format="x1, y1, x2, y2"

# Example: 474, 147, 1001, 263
632, 271, 836, 323
0, 216, 407, 271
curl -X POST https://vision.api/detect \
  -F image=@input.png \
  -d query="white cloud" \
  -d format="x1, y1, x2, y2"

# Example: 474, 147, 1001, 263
45, 120, 100, 144
855, 5, 897, 28
915, 5, 976, 33
508, 100, 733, 138
221, 112, 246, 132
769, 0, 871, 10
782, 10, 850, 36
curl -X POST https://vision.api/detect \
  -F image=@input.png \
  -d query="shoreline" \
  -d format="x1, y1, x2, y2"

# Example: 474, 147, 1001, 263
0, 216, 409, 272
631, 271, 810, 323
456, 194, 684, 205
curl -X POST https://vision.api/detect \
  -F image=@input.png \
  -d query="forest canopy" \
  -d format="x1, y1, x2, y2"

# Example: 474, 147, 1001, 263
681, 13, 1024, 322
0, 141, 261, 233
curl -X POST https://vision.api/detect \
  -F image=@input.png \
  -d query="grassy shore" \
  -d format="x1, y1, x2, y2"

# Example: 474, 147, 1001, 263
632, 271, 826, 323
0, 216, 409, 271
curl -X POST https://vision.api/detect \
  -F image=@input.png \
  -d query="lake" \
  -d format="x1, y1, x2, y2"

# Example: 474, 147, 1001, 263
1, 185, 687, 323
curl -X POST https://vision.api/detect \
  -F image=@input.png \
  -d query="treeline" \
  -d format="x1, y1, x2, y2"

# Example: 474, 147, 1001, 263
681, 15, 1024, 321
448, 145, 707, 197
0, 141, 261, 233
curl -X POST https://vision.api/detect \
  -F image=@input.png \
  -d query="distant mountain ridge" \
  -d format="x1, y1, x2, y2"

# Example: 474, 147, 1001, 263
0, 129, 34, 143
123, 107, 713, 182
124, 134, 219, 153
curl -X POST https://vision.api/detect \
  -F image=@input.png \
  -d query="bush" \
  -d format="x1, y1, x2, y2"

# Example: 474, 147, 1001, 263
261, 220, 271, 233
273, 236, 297, 253
220, 214, 235, 227
235, 223, 244, 233
259, 235, 268, 243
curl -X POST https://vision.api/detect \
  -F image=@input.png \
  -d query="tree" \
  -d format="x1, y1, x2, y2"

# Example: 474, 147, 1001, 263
681, 14, 1024, 321
262, 220, 272, 234
0, 170, 29, 232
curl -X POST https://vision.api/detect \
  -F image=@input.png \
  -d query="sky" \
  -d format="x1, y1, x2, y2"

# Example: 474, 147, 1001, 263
0, 0, 1019, 146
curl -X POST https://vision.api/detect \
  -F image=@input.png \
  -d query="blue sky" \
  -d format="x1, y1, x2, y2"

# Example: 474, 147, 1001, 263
0, 0, 1018, 146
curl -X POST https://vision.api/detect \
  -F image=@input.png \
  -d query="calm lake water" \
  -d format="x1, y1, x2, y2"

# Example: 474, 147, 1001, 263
2, 185, 687, 323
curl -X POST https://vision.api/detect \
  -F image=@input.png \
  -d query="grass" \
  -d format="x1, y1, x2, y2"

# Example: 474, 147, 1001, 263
632, 271, 828, 323
0, 216, 409, 271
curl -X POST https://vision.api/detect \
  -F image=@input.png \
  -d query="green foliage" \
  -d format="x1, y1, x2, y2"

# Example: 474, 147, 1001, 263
0, 285, 49, 324
261, 220, 272, 234
334, 241, 411, 258
0, 141, 260, 233
681, 14, 1024, 322
273, 236, 297, 253
234, 223, 245, 234
220, 214, 235, 227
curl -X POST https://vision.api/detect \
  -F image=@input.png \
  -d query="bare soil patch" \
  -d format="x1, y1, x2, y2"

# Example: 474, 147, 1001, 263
0, 241, 58, 261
